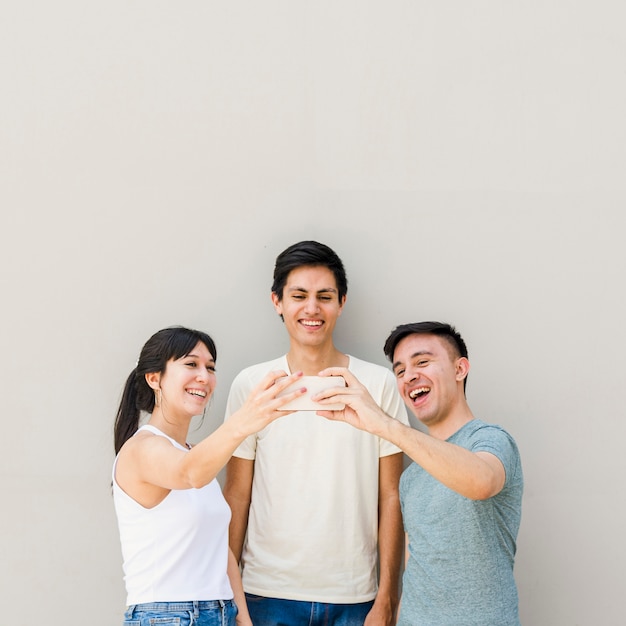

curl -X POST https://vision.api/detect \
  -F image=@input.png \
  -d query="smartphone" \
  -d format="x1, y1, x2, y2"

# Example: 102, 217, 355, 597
276, 375, 346, 411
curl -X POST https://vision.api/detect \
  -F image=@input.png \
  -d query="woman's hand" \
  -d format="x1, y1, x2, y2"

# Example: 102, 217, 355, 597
229, 370, 306, 437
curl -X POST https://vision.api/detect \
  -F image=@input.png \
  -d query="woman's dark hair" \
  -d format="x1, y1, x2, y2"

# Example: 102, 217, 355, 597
271, 240, 348, 302
113, 327, 217, 454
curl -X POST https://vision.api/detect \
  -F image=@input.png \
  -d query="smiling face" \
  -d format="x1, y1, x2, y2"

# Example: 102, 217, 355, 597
147, 341, 216, 419
392, 333, 469, 433
271, 265, 346, 350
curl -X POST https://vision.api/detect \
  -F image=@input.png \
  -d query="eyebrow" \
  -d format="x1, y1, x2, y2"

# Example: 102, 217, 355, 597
287, 286, 338, 294
186, 352, 215, 363
392, 351, 434, 370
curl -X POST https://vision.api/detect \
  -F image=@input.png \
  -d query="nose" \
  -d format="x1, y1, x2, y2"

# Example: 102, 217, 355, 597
402, 365, 419, 384
303, 295, 320, 314
196, 366, 211, 382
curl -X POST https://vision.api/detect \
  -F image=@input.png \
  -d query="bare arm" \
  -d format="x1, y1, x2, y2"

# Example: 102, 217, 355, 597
316, 367, 505, 501
227, 547, 252, 626
379, 419, 505, 500
223, 456, 255, 562
116, 371, 304, 505
365, 452, 404, 626
395, 533, 410, 624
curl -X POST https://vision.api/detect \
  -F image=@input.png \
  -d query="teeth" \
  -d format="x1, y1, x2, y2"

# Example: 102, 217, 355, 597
187, 389, 206, 398
409, 387, 430, 399
301, 320, 322, 326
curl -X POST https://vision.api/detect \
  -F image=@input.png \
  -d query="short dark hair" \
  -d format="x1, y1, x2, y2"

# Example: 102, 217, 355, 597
383, 321, 469, 389
271, 240, 348, 301
384, 321, 468, 361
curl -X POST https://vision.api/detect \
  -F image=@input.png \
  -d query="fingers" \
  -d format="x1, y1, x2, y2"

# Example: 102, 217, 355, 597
257, 369, 302, 391
249, 370, 307, 414
231, 371, 309, 438
317, 366, 358, 387
269, 370, 308, 411
316, 409, 343, 421
311, 385, 347, 404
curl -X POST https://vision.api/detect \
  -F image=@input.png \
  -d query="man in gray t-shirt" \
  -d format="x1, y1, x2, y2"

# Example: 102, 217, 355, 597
315, 321, 523, 625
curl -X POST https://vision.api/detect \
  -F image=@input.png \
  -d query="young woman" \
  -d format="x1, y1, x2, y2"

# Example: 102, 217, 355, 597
113, 326, 304, 626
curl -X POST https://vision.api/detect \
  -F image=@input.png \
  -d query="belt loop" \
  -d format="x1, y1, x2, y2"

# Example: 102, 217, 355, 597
193, 600, 200, 618
219, 599, 226, 625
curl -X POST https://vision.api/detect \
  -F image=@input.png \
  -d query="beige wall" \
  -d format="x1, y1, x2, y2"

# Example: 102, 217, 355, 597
2, 2, 625, 624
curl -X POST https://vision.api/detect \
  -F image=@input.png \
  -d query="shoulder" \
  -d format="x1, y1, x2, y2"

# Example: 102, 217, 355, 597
127, 426, 179, 451
116, 427, 179, 469
461, 419, 518, 447
458, 420, 522, 476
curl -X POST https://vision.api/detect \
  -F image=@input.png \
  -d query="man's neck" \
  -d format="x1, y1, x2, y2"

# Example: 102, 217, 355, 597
428, 405, 475, 441
286, 343, 349, 375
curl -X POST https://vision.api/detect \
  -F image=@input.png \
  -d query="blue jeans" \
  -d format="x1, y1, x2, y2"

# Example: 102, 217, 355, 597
245, 594, 374, 626
123, 600, 238, 626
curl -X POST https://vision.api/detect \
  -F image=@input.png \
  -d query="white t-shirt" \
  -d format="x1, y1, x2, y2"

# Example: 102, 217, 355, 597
113, 425, 234, 605
225, 355, 409, 603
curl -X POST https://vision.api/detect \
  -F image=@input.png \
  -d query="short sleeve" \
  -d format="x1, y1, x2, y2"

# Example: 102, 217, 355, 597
469, 425, 521, 486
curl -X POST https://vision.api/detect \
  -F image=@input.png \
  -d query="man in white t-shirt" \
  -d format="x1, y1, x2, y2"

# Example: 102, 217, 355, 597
223, 241, 409, 626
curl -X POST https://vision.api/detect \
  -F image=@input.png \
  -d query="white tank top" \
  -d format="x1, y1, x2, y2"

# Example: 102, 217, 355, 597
113, 425, 233, 605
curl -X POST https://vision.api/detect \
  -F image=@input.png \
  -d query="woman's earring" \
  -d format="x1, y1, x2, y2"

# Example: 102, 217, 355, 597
154, 388, 161, 407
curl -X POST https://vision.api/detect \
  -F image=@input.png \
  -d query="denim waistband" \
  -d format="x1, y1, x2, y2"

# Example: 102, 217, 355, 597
128, 599, 234, 613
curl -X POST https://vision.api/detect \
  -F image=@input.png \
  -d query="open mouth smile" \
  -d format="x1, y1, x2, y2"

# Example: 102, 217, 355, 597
408, 386, 430, 401
186, 389, 207, 398
300, 320, 323, 328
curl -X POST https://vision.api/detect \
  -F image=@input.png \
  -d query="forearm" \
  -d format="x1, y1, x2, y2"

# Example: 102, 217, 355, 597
182, 420, 249, 488
368, 454, 404, 624
223, 457, 254, 561
378, 516, 403, 592
381, 419, 503, 500
374, 509, 402, 620
227, 548, 252, 625
395, 534, 410, 624
183, 369, 303, 488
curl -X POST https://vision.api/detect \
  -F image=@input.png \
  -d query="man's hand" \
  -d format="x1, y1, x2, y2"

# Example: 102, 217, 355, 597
313, 366, 391, 437
364, 596, 396, 626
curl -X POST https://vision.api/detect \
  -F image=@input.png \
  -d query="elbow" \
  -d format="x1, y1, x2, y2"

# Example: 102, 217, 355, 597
467, 475, 503, 501
188, 476, 206, 490
470, 486, 496, 501
184, 465, 211, 490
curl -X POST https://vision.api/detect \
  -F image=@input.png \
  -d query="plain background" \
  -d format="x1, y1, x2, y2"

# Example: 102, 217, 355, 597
1, 2, 624, 624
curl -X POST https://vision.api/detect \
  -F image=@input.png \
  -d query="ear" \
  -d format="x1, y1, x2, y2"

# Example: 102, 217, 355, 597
271, 291, 283, 316
338, 294, 347, 315
145, 371, 161, 390
455, 357, 470, 383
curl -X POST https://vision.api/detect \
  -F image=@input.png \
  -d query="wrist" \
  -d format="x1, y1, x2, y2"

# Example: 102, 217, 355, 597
374, 587, 399, 607
380, 416, 405, 448
222, 414, 252, 446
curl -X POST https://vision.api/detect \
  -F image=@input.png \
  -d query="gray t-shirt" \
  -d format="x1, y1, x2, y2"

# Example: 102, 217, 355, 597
398, 419, 523, 626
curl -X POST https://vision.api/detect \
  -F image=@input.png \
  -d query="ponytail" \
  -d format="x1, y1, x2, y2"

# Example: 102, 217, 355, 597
113, 368, 155, 454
